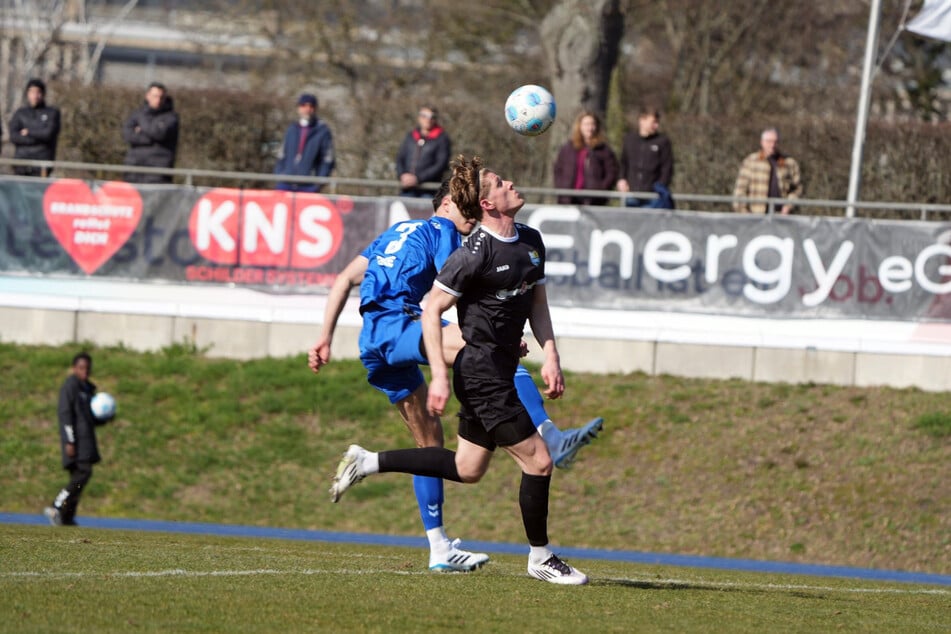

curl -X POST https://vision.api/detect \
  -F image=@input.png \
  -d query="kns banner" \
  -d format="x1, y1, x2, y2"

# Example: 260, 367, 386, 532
0, 179, 424, 291
2, 178, 951, 321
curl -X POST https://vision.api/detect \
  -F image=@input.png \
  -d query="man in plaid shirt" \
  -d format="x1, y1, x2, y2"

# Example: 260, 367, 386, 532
732, 128, 802, 214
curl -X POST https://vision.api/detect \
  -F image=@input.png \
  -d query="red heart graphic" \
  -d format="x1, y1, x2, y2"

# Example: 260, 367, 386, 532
43, 180, 143, 274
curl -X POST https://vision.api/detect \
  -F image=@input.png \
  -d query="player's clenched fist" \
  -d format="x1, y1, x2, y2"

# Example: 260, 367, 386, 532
308, 338, 331, 373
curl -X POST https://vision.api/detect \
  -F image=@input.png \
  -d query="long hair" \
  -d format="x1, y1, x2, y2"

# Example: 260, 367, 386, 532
449, 154, 484, 222
570, 111, 607, 150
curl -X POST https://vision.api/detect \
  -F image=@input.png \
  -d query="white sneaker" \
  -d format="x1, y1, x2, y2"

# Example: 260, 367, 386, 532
550, 417, 604, 468
330, 444, 367, 503
43, 506, 63, 527
429, 538, 490, 572
527, 554, 589, 585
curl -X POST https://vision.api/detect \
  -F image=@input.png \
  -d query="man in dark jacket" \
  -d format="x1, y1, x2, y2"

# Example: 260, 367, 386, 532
9, 78, 61, 177
122, 82, 180, 184
617, 105, 674, 208
44, 352, 110, 527
395, 105, 451, 197
274, 93, 335, 192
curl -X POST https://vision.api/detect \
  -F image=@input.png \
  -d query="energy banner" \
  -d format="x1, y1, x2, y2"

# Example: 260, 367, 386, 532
522, 205, 951, 321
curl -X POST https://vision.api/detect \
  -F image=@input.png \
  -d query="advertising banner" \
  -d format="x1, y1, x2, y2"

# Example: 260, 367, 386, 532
3, 178, 951, 321
522, 205, 951, 321
0, 178, 430, 293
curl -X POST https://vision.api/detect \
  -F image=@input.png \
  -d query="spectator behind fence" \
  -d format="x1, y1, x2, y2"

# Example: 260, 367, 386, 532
274, 93, 335, 193
395, 105, 451, 198
552, 110, 618, 206
9, 78, 61, 177
122, 82, 179, 184
733, 127, 802, 214
617, 104, 674, 209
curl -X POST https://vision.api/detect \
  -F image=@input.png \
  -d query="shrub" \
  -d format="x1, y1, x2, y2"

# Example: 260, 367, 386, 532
912, 411, 951, 438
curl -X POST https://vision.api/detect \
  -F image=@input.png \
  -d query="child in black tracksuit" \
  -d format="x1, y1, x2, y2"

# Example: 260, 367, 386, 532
45, 352, 108, 526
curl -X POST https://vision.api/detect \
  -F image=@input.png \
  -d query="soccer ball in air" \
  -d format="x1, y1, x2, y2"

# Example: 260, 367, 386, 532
504, 84, 556, 136
91, 392, 116, 421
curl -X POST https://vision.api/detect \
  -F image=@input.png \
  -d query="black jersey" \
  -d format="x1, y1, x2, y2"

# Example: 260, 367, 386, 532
434, 223, 546, 379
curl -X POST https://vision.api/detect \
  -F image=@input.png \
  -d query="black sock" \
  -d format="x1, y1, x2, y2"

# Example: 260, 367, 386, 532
378, 447, 462, 482
519, 472, 551, 547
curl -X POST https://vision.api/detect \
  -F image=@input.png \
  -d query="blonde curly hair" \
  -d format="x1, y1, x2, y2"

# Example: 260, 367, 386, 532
449, 154, 485, 222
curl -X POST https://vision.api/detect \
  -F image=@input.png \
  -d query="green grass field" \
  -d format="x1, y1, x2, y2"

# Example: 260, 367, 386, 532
1, 341, 949, 632
2, 524, 948, 634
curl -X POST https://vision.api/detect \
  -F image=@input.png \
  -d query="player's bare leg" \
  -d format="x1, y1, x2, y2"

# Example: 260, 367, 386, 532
396, 384, 443, 449
396, 384, 488, 572
440, 322, 466, 365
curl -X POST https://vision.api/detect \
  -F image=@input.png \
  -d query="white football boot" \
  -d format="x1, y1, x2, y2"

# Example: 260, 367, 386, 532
43, 506, 63, 527
429, 538, 490, 572
527, 553, 589, 585
330, 444, 368, 503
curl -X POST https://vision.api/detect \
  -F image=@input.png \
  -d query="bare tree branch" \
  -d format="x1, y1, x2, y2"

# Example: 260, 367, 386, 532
81, 0, 140, 85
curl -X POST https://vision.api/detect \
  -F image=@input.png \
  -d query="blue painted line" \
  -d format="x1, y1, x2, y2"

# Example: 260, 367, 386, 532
3, 512, 948, 587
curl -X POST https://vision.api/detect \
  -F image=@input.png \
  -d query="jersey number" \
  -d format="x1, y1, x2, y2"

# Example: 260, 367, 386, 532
383, 221, 423, 255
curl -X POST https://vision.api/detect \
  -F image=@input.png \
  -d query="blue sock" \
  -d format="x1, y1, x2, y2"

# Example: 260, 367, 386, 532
413, 475, 443, 531
514, 364, 552, 428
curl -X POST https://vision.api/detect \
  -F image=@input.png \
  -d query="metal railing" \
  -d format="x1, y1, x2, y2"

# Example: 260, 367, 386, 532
3, 157, 950, 221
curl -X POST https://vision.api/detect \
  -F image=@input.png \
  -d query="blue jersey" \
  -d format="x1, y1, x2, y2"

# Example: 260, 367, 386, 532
359, 216, 461, 312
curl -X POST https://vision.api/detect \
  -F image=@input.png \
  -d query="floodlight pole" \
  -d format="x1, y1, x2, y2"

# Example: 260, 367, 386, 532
846, 0, 883, 218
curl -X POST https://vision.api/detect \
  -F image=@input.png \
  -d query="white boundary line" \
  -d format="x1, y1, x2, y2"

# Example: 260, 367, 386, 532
2, 568, 948, 595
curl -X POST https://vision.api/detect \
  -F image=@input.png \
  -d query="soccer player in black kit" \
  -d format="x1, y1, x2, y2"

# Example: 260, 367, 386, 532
331, 155, 588, 585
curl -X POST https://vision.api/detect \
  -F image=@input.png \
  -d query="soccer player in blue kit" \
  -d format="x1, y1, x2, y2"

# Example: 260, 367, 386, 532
309, 164, 602, 573
328, 156, 589, 584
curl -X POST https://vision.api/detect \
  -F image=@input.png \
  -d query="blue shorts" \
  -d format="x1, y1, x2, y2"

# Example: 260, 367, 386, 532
359, 305, 442, 404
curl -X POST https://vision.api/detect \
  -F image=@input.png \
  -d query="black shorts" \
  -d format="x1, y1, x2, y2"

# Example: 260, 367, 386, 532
457, 408, 537, 451
453, 369, 524, 424
452, 354, 535, 449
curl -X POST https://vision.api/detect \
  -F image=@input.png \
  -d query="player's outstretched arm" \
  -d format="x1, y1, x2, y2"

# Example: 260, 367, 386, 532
308, 255, 368, 374
528, 284, 564, 400
422, 286, 458, 416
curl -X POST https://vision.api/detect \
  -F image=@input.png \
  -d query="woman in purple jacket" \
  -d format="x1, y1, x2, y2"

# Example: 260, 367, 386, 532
552, 111, 618, 206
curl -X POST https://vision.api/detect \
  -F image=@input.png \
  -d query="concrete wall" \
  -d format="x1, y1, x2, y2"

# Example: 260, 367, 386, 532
0, 307, 77, 346
4, 306, 941, 391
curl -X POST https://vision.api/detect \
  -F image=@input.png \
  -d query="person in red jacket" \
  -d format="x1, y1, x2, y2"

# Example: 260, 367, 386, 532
395, 105, 451, 198
552, 110, 619, 206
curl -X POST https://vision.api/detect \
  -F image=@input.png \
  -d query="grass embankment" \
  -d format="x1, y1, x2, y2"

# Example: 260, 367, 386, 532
1, 342, 948, 575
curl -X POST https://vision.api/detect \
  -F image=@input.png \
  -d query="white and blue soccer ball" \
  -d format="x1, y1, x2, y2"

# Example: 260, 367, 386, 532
90, 392, 116, 421
504, 84, 556, 136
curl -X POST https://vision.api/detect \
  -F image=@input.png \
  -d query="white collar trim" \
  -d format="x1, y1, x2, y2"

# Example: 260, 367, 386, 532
479, 224, 519, 243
